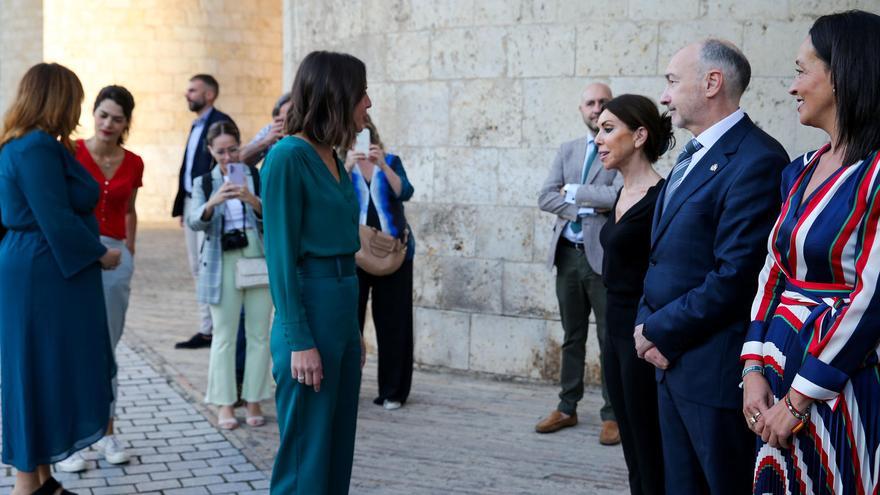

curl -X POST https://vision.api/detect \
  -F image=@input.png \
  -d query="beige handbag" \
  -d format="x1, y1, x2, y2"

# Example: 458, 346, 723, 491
235, 257, 269, 289
355, 226, 408, 276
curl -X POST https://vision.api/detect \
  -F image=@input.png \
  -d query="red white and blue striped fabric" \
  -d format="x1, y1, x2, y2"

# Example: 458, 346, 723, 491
742, 145, 880, 495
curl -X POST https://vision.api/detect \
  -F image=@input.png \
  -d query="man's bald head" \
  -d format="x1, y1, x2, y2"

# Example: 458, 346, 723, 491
579, 83, 613, 132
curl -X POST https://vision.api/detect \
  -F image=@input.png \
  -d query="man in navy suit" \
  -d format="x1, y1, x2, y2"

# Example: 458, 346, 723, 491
172, 74, 236, 349
634, 40, 788, 494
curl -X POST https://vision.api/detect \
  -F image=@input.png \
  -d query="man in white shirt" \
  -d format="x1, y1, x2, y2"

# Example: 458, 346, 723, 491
536, 83, 622, 444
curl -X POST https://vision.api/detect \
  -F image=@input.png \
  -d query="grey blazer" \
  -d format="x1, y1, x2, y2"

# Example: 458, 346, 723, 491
538, 135, 623, 274
187, 165, 264, 305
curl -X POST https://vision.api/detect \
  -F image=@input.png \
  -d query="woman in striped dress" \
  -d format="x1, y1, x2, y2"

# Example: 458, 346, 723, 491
741, 10, 880, 494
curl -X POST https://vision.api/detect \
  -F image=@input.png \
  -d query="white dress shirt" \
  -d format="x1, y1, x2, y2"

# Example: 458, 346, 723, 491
680, 108, 745, 181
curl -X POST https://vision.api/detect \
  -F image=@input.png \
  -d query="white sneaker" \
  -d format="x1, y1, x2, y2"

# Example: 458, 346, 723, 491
383, 400, 402, 410
55, 451, 87, 473
95, 435, 130, 465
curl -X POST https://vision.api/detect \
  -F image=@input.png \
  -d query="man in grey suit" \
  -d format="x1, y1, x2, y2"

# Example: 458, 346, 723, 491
536, 82, 621, 445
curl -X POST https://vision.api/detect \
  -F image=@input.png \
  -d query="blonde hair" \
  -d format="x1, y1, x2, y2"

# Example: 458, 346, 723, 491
0, 63, 84, 153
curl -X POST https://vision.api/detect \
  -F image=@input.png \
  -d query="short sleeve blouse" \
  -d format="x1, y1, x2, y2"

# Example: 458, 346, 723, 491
76, 139, 144, 240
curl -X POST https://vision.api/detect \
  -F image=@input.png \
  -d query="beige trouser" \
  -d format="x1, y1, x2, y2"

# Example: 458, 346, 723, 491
204, 230, 273, 406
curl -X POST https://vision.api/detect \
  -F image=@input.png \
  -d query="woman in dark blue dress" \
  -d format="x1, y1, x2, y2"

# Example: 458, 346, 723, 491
0, 63, 121, 494
597, 94, 673, 495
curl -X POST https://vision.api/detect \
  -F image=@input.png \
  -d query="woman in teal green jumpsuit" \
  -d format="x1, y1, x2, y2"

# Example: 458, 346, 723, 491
261, 51, 372, 495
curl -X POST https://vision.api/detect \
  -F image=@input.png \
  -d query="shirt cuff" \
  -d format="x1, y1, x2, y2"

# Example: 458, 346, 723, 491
740, 340, 764, 363
563, 184, 579, 204
790, 354, 849, 401
282, 320, 315, 351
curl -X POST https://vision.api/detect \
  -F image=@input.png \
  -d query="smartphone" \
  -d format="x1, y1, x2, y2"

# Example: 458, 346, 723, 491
227, 163, 246, 186
354, 128, 371, 154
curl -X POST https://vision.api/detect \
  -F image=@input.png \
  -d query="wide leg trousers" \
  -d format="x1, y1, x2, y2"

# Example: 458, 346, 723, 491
271, 256, 362, 495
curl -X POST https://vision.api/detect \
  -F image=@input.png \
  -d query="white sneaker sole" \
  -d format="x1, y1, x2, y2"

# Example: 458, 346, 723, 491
103, 452, 131, 465
55, 460, 87, 473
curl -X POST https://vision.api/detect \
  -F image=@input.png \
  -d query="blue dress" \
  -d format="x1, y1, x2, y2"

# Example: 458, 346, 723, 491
743, 145, 880, 493
0, 130, 116, 471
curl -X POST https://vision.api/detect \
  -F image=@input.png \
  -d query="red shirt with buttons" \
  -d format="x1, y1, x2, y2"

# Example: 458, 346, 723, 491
76, 139, 144, 240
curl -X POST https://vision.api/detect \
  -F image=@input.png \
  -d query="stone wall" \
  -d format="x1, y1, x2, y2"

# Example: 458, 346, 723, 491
284, 0, 877, 382
0, 0, 283, 219
0, 0, 43, 113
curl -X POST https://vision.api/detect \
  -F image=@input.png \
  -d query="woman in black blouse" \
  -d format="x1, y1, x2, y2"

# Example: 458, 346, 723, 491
597, 94, 673, 495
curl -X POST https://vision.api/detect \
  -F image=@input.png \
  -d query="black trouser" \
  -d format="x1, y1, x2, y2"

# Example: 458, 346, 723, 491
603, 292, 664, 495
357, 258, 414, 404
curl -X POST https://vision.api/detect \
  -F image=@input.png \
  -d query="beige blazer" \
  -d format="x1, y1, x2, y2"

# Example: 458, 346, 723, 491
538, 135, 623, 274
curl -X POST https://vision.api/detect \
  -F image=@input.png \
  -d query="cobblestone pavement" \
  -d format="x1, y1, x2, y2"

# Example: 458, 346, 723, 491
0, 343, 269, 494
2, 224, 629, 494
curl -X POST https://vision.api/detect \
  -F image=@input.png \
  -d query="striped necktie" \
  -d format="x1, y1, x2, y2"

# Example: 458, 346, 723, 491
570, 140, 598, 234
662, 138, 703, 212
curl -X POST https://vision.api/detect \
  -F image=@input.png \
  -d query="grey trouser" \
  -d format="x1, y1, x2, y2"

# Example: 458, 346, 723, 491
183, 197, 213, 335
100, 236, 134, 418
554, 241, 615, 420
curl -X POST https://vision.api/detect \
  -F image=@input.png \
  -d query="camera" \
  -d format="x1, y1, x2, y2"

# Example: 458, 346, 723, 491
221, 229, 249, 251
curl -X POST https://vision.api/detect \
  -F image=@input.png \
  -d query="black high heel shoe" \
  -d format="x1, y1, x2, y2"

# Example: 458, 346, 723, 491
31, 477, 76, 495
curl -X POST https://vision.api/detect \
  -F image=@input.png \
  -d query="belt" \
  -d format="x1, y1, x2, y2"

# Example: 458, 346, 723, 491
297, 255, 356, 278
559, 237, 585, 251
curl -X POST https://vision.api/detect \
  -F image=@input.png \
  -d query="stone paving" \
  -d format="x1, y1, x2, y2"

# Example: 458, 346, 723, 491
0, 343, 269, 494
1, 224, 629, 494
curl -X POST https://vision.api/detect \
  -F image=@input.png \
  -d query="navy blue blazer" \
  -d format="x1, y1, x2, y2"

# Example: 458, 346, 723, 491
635, 115, 788, 409
171, 107, 235, 217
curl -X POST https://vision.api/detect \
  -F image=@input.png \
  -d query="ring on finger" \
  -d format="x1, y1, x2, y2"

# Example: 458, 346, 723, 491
752, 411, 762, 422
297, 376, 305, 382
748, 416, 757, 426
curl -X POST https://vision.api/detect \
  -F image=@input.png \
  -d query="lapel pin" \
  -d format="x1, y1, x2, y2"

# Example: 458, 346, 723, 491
710, 163, 718, 172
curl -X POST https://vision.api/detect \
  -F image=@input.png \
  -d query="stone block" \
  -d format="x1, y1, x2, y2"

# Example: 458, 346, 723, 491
410, 202, 478, 257
522, 78, 595, 148
365, 0, 474, 31
576, 22, 658, 76
391, 146, 438, 203
789, 0, 877, 18
433, 147, 499, 205
385, 31, 432, 82
518, 0, 561, 23
506, 25, 575, 78
449, 79, 523, 147
474, 0, 525, 25
469, 314, 547, 378
342, 34, 389, 84
532, 211, 556, 264
412, 249, 442, 307
705, 0, 787, 20
657, 21, 744, 74
292, 0, 366, 46
502, 261, 557, 318
395, 82, 450, 146
474, 206, 534, 262
413, 307, 470, 369
743, 21, 814, 77
629, 0, 702, 20
741, 77, 798, 153
430, 27, 507, 79
565, 0, 628, 20
438, 257, 503, 313
497, 147, 557, 207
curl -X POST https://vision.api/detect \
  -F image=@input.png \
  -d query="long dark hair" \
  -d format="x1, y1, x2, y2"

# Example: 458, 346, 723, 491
810, 10, 880, 166
94, 85, 135, 145
602, 94, 674, 164
285, 51, 367, 149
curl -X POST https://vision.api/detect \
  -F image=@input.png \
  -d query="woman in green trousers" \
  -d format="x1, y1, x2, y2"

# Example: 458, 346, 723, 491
261, 51, 371, 495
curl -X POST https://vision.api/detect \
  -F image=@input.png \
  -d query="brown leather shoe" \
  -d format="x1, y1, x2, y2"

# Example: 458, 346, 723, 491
599, 420, 621, 445
535, 410, 577, 433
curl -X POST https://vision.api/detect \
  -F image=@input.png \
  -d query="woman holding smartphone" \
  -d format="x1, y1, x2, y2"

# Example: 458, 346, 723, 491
261, 50, 370, 494
188, 120, 272, 430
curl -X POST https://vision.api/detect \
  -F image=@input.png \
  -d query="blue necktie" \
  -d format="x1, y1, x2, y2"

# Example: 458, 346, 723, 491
570, 141, 598, 234
662, 138, 703, 212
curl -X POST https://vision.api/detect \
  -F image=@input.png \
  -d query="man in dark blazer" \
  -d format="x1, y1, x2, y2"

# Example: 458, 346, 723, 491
537, 82, 623, 444
172, 74, 235, 349
634, 40, 788, 494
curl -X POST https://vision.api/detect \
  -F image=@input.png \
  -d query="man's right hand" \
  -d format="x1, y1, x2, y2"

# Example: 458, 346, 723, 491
291, 348, 323, 392
100, 248, 122, 270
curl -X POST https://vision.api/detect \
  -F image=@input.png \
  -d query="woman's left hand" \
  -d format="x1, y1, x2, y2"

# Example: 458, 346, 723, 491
368, 144, 386, 166
238, 185, 259, 207
759, 394, 809, 449
360, 335, 366, 370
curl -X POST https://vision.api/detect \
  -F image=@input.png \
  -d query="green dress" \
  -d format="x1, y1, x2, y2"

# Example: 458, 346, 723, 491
261, 136, 362, 495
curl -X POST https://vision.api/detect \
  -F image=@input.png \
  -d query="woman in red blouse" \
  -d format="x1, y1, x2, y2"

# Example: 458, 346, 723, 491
56, 85, 144, 473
